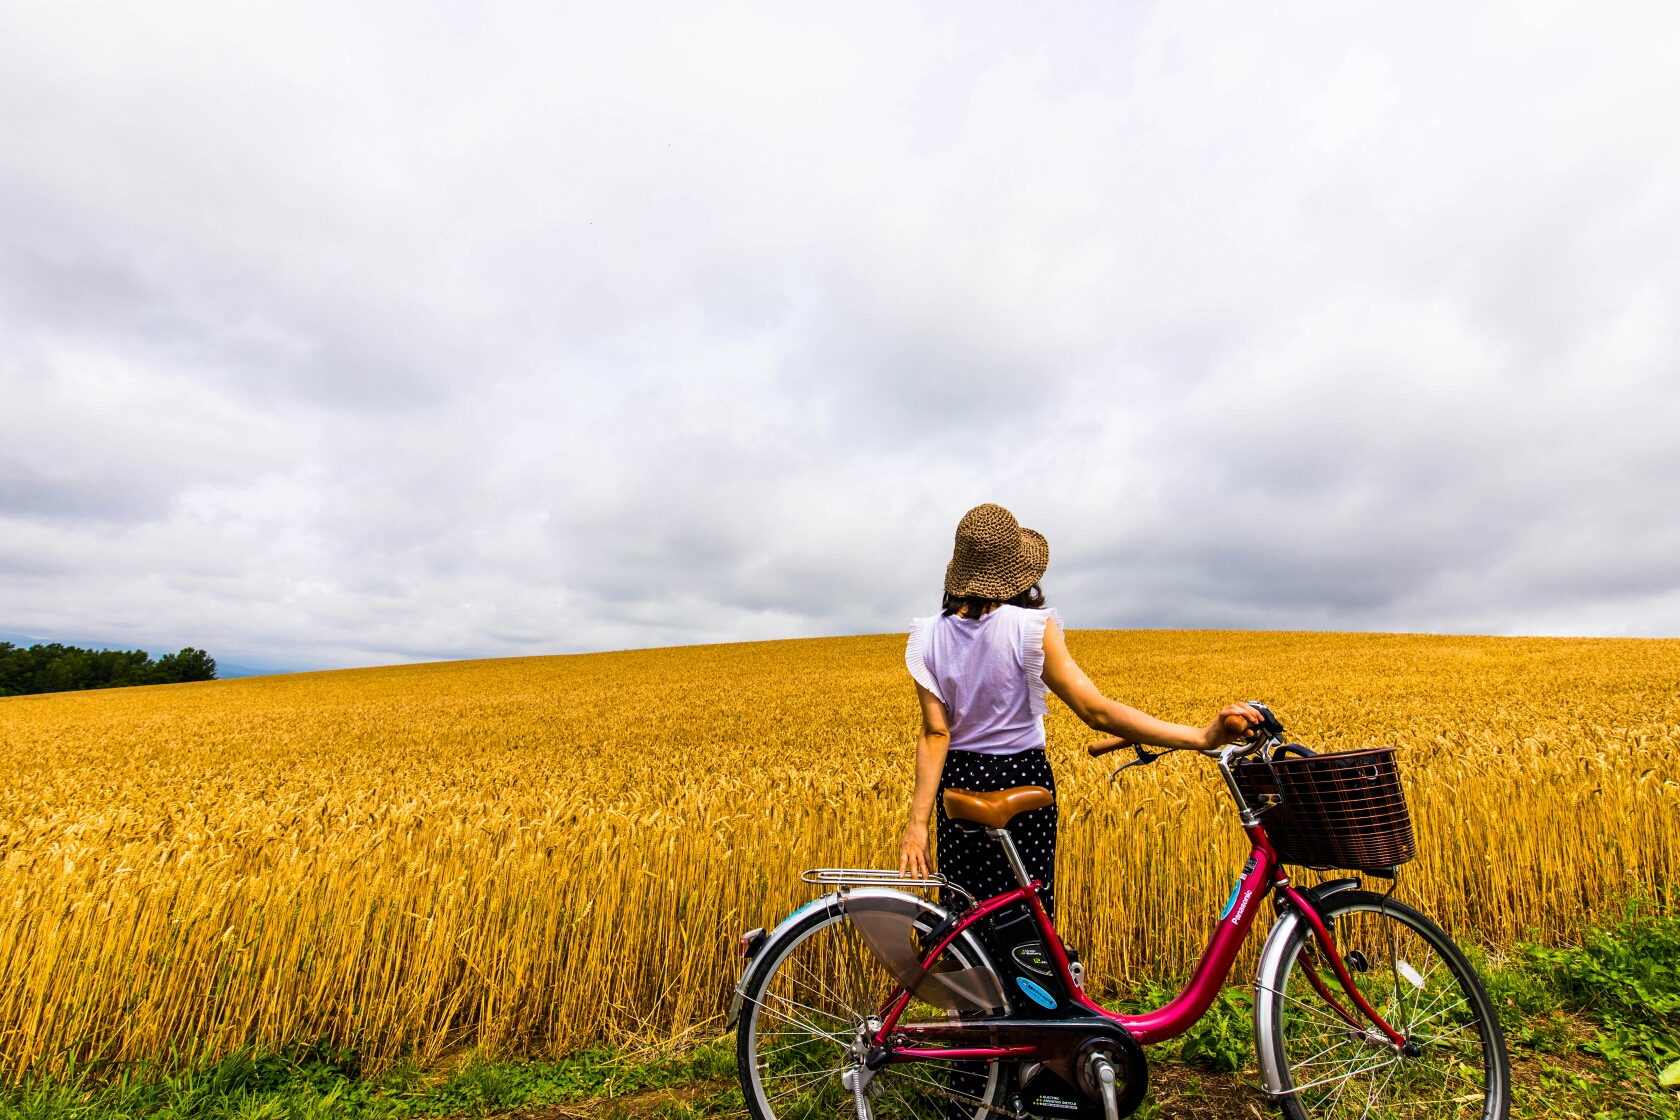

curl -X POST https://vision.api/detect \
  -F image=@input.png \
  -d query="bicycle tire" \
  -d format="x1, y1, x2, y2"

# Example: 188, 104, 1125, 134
1260, 890, 1510, 1120
737, 894, 1009, 1120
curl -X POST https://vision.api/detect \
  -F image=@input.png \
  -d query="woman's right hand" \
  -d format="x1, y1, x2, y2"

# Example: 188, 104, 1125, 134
899, 824, 933, 879
1203, 702, 1264, 749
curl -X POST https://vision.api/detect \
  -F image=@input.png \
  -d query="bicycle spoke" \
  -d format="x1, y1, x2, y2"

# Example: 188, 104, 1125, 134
879, 1075, 958, 1110
1291, 1042, 1378, 1076
1316, 1053, 1371, 1120
1291, 1033, 1365, 1070
875, 1064, 996, 1120
1400, 992, 1472, 1035
1385, 903, 1409, 1039
1289, 1050, 1399, 1094
772, 953, 860, 1014
761, 1060, 850, 1085
1284, 998, 1367, 1033
844, 935, 886, 1019
1354, 1054, 1403, 1120
752, 1014, 847, 1049
1403, 983, 1460, 1025
753, 1008, 848, 1046
1411, 1019, 1477, 1049
755, 1033, 844, 1060
1273, 985, 1370, 1031
788, 951, 863, 1020
765, 1066, 848, 1102
886, 1063, 982, 1102
750, 993, 852, 1044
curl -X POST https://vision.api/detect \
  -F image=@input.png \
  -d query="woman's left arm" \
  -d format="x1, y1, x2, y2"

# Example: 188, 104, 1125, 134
1041, 620, 1258, 750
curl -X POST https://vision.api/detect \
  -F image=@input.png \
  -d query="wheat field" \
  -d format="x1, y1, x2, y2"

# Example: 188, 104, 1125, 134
0, 631, 1676, 1080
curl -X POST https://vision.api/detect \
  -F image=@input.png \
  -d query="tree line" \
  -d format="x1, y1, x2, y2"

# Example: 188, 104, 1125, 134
0, 643, 217, 697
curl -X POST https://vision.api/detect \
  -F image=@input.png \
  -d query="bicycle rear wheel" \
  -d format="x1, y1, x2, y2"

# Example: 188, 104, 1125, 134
1260, 890, 1510, 1120
736, 894, 1008, 1120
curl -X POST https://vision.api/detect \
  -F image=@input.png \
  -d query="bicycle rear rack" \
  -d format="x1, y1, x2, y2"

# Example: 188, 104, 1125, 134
800, 868, 977, 908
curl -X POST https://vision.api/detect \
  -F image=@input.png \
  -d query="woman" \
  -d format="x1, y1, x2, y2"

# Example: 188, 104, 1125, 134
898, 503, 1261, 916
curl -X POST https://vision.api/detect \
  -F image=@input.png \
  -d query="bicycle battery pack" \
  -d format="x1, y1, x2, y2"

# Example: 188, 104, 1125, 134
987, 903, 1075, 1017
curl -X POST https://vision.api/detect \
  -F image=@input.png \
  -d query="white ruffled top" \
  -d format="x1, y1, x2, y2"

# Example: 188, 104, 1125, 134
905, 605, 1062, 755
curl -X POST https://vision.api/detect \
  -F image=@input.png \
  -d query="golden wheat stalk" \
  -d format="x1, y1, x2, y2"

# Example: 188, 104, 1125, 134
0, 632, 1673, 1078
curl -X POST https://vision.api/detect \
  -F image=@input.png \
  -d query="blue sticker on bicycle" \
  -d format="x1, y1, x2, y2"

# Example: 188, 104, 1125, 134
1220, 854, 1258, 921
788, 898, 825, 922
1016, 976, 1058, 1009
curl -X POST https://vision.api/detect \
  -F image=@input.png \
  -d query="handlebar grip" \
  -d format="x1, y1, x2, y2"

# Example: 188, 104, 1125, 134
1222, 712, 1254, 738
1087, 737, 1130, 758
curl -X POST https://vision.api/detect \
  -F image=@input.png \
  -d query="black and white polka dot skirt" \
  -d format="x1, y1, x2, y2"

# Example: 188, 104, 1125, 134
935, 747, 1058, 918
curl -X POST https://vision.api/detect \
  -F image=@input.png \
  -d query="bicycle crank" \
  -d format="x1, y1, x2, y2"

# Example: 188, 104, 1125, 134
1087, 1056, 1119, 1120
1073, 1035, 1149, 1120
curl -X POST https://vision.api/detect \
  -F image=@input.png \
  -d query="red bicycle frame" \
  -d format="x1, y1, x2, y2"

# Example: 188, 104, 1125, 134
872, 812, 1408, 1061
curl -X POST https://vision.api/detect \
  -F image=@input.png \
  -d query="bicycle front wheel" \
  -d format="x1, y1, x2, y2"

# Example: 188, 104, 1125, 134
736, 893, 1008, 1120
1261, 890, 1510, 1120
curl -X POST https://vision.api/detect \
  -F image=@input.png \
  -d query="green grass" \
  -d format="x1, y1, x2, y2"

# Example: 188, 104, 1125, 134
5, 897, 1678, 1120
0, 1039, 741, 1120
1487, 894, 1680, 1119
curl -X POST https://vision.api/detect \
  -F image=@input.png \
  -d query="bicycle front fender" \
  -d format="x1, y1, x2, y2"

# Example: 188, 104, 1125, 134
1252, 877, 1362, 1099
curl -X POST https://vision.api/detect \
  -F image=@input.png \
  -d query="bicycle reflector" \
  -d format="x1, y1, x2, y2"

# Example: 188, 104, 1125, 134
738, 927, 766, 959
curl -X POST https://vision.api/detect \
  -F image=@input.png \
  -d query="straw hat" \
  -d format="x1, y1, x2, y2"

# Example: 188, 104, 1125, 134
944, 504, 1049, 600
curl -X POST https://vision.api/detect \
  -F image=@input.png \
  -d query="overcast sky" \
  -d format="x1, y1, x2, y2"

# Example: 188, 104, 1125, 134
2, 2, 1678, 670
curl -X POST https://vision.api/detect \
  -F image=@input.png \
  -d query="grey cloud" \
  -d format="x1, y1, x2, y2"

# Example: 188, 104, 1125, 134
0, 186, 478, 414
2, 0, 1679, 669
0, 458, 174, 523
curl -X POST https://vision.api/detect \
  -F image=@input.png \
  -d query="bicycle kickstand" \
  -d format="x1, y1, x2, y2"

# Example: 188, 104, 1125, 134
842, 1065, 875, 1120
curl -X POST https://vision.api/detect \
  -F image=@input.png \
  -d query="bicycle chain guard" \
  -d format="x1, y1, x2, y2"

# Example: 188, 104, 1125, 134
841, 893, 1008, 1012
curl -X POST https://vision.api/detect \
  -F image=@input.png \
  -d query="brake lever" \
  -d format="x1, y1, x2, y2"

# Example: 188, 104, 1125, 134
1109, 743, 1163, 783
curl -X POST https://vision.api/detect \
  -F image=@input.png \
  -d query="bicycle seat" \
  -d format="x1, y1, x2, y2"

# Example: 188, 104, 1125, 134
942, 786, 1054, 828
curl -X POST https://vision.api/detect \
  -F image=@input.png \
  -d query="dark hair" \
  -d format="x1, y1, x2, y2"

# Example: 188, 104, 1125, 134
942, 583, 1046, 618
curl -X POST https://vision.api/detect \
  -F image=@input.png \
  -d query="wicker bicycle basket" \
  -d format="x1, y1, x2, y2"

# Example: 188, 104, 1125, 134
1232, 747, 1416, 871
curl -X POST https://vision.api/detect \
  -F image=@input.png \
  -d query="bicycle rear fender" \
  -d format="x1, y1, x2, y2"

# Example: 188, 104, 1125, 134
1252, 877, 1361, 1099
729, 891, 839, 1029
727, 888, 999, 1029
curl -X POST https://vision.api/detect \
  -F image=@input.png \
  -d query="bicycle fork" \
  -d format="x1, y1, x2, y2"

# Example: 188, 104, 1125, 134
1253, 881, 1414, 1101
1280, 885, 1412, 1051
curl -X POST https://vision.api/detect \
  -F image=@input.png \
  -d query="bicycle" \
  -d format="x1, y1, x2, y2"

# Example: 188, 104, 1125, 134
730, 703, 1511, 1120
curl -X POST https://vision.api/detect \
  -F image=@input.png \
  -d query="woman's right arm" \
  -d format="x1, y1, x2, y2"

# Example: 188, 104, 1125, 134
1040, 621, 1258, 750
898, 683, 950, 878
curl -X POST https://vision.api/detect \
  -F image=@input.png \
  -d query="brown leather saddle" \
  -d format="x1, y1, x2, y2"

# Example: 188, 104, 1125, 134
941, 785, 1054, 829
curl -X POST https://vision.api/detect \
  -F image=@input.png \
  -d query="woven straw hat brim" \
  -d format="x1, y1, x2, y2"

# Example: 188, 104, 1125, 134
943, 504, 1049, 600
